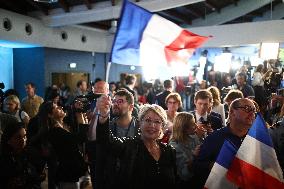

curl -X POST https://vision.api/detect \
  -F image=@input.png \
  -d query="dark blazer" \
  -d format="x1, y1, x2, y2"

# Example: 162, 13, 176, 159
96, 119, 177, 189
191, 111, 223, 131
210, 111, 224, 126
155, 90, 171, 110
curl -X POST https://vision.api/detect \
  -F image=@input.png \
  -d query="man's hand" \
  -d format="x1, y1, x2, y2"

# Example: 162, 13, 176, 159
96, 94, 112, 123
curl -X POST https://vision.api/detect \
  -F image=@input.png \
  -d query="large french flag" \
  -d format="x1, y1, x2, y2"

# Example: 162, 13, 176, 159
227, 113, 284, 189
110, 0, 209, 67
204, 140, 239, 189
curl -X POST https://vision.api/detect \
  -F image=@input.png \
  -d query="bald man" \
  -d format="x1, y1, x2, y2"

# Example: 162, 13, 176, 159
87, 80, 109, 188
193, 98, 256, 189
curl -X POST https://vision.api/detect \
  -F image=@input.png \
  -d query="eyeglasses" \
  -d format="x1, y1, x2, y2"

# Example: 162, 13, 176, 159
142, 118, 163, 126
234, 105, 256, 113
167, 101, 177, 105
112, 99, 126, 105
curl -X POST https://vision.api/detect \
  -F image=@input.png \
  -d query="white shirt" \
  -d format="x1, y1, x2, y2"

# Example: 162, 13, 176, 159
212, 104, 226, 125
252, 72, 264, 87
195, 112, 208, 123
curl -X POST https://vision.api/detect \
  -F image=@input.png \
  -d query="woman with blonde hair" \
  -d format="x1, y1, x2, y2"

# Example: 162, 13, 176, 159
96, 97, 177, 188
4, 95, 30, 126
169, 112, 201, 188
207, 86, 225, 125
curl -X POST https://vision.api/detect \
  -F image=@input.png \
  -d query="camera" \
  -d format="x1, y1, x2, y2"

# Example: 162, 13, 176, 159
73, 93, 103, 112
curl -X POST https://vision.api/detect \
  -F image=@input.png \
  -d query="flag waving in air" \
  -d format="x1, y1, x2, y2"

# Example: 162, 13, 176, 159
110, 0, 210, 78
227, 113, 284, 189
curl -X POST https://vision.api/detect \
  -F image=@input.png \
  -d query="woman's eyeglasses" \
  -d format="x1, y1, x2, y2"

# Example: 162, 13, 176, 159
143, 118, 163, 126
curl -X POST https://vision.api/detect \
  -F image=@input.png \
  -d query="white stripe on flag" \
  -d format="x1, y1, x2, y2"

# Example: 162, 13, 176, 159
205, 163, 238, 189
140, 14, 182, 78
142, 14, 182, 46
236, 135, 283, 181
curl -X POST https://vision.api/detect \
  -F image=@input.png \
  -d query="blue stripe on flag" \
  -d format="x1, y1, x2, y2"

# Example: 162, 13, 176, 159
216, 140, 238, 169
248, 113, 273, 147
110, 0, 152, 65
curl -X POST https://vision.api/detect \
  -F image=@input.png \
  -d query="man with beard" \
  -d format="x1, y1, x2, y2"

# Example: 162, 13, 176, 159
193, 98, 256, 189
109, 89, 140, 137
96, 89, 140, 189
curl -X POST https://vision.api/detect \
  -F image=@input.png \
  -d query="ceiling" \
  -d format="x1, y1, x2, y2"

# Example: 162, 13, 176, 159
1, 0, 284, 31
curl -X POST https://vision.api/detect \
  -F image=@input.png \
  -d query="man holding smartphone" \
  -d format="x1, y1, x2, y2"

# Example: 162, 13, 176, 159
191, 90, 223, 140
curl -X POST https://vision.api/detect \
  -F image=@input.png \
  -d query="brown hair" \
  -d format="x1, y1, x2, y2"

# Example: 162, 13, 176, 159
115, 89, 134, 105
194, 90, 213, 102
207, 86, 221, 107
172, 112, 195, 144
224, 89, 244, 103
165, 92, 183, 108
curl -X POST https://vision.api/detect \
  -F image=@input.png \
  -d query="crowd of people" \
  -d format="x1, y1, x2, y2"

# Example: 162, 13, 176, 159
0, 60, 284, 188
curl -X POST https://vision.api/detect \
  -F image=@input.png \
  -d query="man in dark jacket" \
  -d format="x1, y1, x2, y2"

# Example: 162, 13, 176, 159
191, 90, 223, 139
155, 79, 174, 110
95, 89, 140, 189
270, 120, 284, 174
193, 98, 256, 189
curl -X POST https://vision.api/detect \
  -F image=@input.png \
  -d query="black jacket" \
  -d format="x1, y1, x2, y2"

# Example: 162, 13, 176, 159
96, 119, 177, 189
191, 111, 223, 131
155, 90, 171, 110
47, 124, 89, 182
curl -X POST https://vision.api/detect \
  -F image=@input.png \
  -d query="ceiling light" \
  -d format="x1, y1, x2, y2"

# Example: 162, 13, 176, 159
34, 0, 58, 3
108, 20, 117, 34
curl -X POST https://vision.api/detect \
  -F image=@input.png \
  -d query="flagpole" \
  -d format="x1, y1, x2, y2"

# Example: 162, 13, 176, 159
105, 61, 111, 83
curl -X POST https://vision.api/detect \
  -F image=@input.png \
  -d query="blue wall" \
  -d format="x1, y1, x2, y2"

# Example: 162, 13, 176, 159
13, 48, 45, 100
44, 48, 108, 85
44, 49, 143, 84
0, 47, 13, 90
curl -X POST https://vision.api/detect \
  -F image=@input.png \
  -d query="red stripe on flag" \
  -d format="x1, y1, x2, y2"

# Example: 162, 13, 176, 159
227, 157, 284, 189
164, 30, 210, 66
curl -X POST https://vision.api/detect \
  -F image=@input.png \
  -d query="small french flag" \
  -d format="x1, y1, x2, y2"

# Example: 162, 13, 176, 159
205, 113, 284, 189
227, 113, 284, 189
110, 0, 209, 67
204, 140, 238, 189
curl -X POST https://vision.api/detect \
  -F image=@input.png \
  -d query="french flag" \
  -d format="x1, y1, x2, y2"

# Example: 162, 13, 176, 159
227, 113, 284, 189
110, 0, 209, 67
204, 140, 239, 189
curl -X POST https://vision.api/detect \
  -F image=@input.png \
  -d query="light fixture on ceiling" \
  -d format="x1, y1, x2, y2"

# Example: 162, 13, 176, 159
34, 0, 58, 3
108, 20, 117, 34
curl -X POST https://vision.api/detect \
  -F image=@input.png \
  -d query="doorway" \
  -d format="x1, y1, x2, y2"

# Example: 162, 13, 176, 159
52, 72, 89, 93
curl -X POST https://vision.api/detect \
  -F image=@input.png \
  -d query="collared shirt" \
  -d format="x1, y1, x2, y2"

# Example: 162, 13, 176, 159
195, 112, 208, 123
21, 95, 44, 118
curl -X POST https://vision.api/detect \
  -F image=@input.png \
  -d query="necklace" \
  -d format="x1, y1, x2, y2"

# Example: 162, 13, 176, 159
145, 142, 160, 161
